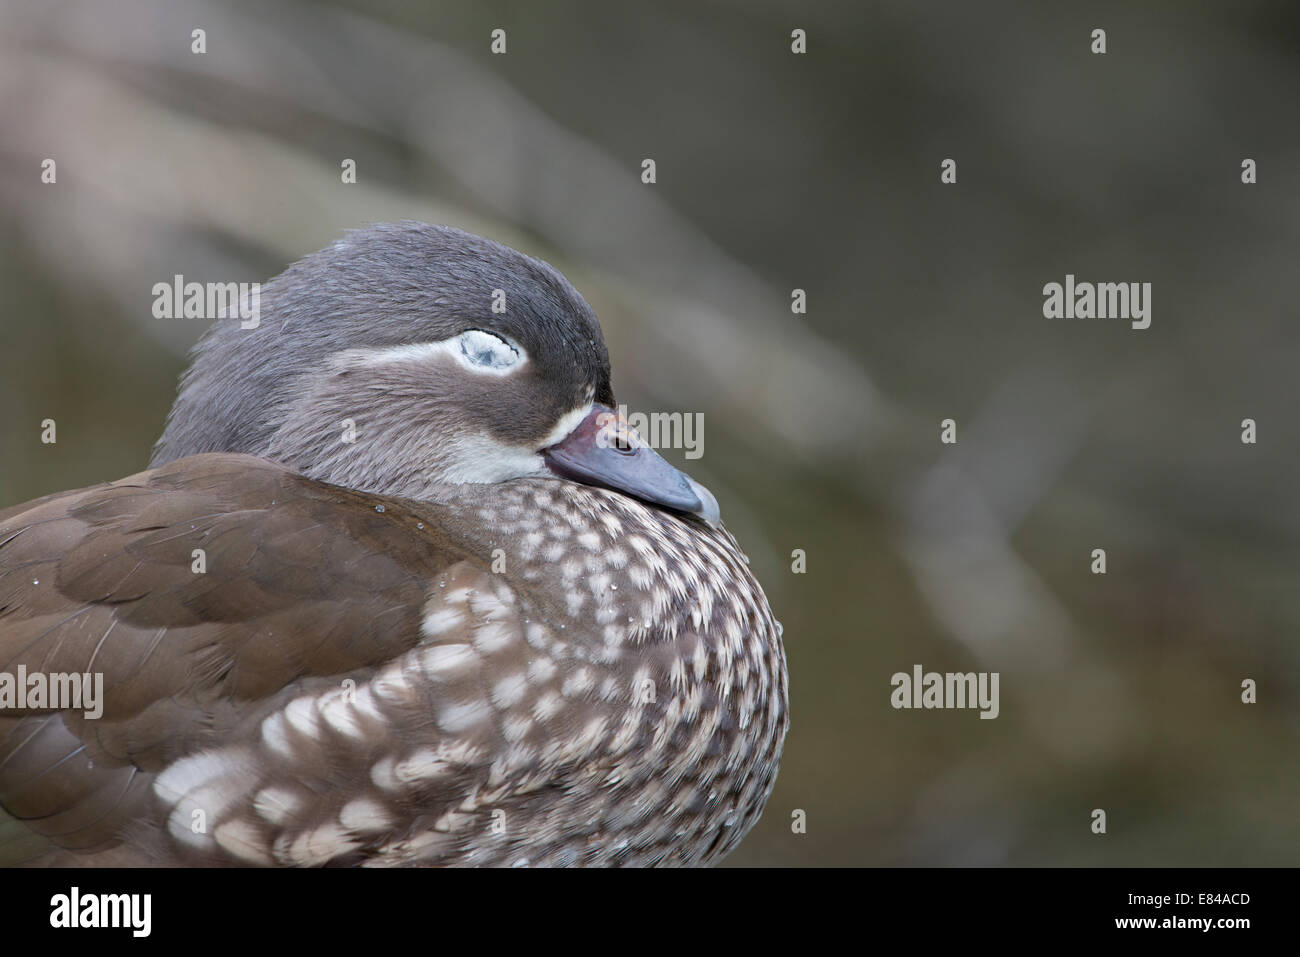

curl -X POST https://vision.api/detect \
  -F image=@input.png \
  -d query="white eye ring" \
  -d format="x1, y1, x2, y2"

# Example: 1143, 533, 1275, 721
454, 330, 524, 373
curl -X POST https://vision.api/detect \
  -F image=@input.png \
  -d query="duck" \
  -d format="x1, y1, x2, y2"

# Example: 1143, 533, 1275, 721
0, 222, 788, 867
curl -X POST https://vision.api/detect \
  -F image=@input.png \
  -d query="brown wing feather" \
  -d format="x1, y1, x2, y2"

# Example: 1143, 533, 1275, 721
0, 453, 469, 862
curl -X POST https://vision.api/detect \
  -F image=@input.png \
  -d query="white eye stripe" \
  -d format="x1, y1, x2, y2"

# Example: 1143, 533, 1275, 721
332, 332, 528, 375
538, 402, 593, 449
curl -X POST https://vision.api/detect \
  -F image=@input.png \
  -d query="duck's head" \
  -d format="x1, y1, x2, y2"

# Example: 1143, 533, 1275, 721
151, 222, 720, 523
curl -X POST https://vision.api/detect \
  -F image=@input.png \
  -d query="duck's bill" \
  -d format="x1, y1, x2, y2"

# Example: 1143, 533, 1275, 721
542, 404, 721, 525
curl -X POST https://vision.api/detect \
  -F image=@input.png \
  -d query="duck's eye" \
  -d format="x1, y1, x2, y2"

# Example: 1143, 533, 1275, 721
456, 330, 523, 372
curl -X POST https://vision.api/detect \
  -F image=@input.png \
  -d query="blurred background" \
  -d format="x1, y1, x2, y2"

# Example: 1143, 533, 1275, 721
1, 0, 1297, 865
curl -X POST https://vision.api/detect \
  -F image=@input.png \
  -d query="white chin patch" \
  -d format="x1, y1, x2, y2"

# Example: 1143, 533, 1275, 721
439, 436, 548, 485
440, 404, 591, 485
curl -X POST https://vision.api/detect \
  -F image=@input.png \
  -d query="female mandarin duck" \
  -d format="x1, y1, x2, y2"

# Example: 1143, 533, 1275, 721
0, 223, 788, 867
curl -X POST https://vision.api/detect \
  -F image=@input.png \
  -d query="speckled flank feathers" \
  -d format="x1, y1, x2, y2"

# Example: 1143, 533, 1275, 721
0, 460, 786, 866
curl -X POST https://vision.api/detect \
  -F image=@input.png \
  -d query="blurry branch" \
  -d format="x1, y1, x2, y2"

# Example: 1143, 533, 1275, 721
895, 370, 1090, 670
0, 0, 1095, 655
893, 373, 1144, 768
0, 0, 885, 468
